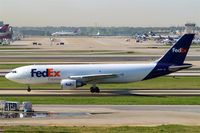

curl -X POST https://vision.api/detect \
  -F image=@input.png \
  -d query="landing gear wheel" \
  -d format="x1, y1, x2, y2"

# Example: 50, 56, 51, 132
27, 86, 31, 92
95, 87, 100, 93
90, 87, 95, 93
90, 87, 100, 93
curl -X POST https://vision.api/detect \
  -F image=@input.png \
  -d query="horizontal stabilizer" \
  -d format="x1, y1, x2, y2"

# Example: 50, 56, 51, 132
168, 64, 192, 72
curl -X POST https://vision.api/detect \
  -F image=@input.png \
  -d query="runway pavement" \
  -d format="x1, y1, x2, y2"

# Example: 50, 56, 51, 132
1, 89, 200, 96
1, 105, 200, 126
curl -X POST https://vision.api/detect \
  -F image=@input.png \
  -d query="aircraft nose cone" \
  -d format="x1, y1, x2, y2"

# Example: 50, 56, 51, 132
5, 72, 25, 84
5, 73, 17, 82
5, 73, 12, 80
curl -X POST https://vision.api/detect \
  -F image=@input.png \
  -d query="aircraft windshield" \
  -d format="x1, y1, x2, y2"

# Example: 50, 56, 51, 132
11, 71, 17, 73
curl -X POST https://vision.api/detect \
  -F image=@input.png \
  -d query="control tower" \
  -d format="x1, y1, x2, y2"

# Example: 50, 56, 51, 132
185, 23, 196, 33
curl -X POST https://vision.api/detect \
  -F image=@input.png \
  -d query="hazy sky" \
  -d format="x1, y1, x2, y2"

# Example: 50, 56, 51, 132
0, 0, 200, 27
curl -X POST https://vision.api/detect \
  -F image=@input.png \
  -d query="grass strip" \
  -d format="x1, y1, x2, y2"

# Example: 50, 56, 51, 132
2, 125, 200, 133
1, 96, 200, 105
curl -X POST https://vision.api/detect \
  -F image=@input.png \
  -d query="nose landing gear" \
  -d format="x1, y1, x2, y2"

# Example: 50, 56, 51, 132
27, 85, 31, 92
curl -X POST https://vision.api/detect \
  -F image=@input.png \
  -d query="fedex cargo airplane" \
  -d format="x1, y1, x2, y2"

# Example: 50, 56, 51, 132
51, 28, 80, 36
5, 34, 194, 93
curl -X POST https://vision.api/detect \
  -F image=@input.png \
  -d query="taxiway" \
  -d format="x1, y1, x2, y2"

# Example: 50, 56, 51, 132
1, 105, 200, 126
0, 55, 200, 62
1, 89, 200, 96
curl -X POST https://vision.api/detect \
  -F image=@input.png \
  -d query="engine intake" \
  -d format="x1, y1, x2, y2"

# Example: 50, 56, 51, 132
61, 79, 85, 89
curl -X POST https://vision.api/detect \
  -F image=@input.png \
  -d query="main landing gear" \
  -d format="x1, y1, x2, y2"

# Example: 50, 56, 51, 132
90, 85, 100, 93
27, 85, 31, 92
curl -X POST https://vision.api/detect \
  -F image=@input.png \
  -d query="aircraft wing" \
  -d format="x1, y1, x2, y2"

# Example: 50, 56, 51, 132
69, 73, 120, 82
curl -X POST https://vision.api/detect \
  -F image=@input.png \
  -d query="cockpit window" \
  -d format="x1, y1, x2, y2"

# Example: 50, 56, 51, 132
11, 71, 17, 73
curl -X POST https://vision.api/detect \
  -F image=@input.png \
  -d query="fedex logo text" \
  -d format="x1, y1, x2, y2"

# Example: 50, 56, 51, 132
172, 48, 187, 53
65, 83, 73, 86
31, 68, 60, 77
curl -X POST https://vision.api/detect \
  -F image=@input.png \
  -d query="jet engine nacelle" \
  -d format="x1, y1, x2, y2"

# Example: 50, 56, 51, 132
60, 79, 85, 89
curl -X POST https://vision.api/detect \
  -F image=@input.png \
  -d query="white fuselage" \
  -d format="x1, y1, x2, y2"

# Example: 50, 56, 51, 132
52, 32, 77, 36
5, 63, 156, 85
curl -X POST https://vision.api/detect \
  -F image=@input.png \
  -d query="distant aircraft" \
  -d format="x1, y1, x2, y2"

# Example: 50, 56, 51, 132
0, 24, 12, 37
192, 37, 200, 44
152, 34, 180, 41
51, 28, 80, 36
0, 24, 9, 32
91, 30, 101, 37
5, 34, 194, 93
135, 33, 149, 42
96, 30, 100, 36
0, 24, 13, 44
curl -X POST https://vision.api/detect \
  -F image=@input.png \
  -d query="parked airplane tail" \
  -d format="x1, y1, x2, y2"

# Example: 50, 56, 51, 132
0, 24, 9, 32
157, 34, 195, 65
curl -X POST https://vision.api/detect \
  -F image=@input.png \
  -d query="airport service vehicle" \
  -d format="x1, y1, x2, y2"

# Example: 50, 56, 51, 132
5, 34, 194, 93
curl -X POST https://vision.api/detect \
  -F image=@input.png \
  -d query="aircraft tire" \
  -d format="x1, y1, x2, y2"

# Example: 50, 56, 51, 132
90, 87, 100, 93
27, 86, 31, 92
90, 87, 95, 93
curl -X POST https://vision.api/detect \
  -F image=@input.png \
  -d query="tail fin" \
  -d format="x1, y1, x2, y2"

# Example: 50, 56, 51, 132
0, 24, 9, 32
157, 34, 195, 65
73, 28, 80, 33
